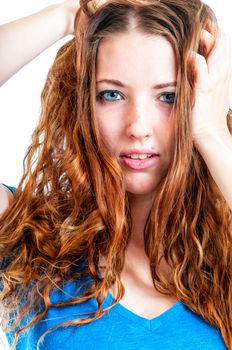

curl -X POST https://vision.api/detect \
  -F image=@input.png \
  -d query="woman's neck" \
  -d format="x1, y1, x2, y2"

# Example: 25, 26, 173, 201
128, 191, 154, 248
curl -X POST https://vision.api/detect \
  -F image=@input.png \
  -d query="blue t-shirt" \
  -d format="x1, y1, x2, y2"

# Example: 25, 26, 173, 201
1, 184, 226, 349
5, 273, 226, 349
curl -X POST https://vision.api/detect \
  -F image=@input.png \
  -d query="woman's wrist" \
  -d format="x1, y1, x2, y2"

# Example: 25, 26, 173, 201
42, 3, 73, 38
60, 0, 80, 36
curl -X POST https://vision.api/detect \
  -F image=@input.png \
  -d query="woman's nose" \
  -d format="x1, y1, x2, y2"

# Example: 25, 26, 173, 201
125, 99, 153, 140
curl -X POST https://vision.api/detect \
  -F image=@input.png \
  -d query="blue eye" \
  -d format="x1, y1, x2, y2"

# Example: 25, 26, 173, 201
96, 90, 122, 102
160, 92, 176, 104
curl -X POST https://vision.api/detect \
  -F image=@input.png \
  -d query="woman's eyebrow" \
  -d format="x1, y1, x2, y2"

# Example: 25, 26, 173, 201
96, 79, 177, 89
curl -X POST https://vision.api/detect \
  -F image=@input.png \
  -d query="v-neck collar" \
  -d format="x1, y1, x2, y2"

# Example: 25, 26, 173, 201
103, 291, 185, 332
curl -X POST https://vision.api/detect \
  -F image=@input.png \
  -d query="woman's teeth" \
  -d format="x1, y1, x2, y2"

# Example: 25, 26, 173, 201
125, 154, 153, 160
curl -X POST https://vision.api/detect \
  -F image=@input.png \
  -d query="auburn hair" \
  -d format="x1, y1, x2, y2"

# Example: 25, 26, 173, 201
1, 0, 232, 349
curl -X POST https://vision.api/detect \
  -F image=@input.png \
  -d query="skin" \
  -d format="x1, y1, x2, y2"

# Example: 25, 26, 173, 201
191, 29, 231, 142
0, 185, 14, 216
191, 28, 232, 211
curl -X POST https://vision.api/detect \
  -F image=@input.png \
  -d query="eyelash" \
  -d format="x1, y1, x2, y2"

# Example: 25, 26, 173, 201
96, 90, 176, 104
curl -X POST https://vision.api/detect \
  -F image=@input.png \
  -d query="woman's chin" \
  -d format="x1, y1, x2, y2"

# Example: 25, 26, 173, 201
124, 175, 158, 197
122, 164, 167, 197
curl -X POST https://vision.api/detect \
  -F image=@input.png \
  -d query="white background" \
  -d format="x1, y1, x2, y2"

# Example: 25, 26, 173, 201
0, 1, 232, 349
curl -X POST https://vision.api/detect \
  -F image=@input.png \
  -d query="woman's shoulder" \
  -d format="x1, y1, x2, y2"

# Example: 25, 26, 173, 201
0, 183, 16, 194
0, 183, 16, 215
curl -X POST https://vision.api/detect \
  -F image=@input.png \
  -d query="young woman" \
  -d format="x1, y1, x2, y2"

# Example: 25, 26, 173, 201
0, 0, 232, 349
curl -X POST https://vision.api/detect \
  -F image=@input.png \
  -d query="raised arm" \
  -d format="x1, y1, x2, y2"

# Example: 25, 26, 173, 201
0, 0, 79, 86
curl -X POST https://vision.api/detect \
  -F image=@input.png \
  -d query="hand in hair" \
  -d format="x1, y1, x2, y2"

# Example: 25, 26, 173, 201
191, 28, 232, 144
190, 28, 232, 211
63, 0, 82, 34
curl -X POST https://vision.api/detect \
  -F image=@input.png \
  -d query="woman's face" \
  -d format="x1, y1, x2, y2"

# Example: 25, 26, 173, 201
95, 30, 177, 198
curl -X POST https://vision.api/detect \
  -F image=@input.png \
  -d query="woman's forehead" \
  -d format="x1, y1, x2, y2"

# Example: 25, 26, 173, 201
96, 31, 177, 88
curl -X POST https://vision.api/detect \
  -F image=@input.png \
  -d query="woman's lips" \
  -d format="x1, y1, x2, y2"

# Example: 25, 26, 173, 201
120, 154, 160, 170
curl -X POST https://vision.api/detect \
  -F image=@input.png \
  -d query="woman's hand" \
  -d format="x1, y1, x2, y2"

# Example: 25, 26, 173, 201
190, 28, 232, 210
63, 0, 108, 34
191, 28, 232, 146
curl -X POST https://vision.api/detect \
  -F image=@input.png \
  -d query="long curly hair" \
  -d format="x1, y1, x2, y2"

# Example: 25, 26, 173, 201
1, 0, 232, 348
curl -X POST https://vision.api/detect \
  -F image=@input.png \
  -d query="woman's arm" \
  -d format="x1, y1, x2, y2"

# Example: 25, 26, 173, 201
0, 0, 79, 86
196, 130, 232, 211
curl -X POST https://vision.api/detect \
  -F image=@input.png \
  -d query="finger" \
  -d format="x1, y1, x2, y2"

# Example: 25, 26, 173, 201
74, 8, 89, 33
79, 10, 89, 31
198, 29, 215, 58
190, 51, 209, 90
207, 29, 232, 79
225, 32, 232, 78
